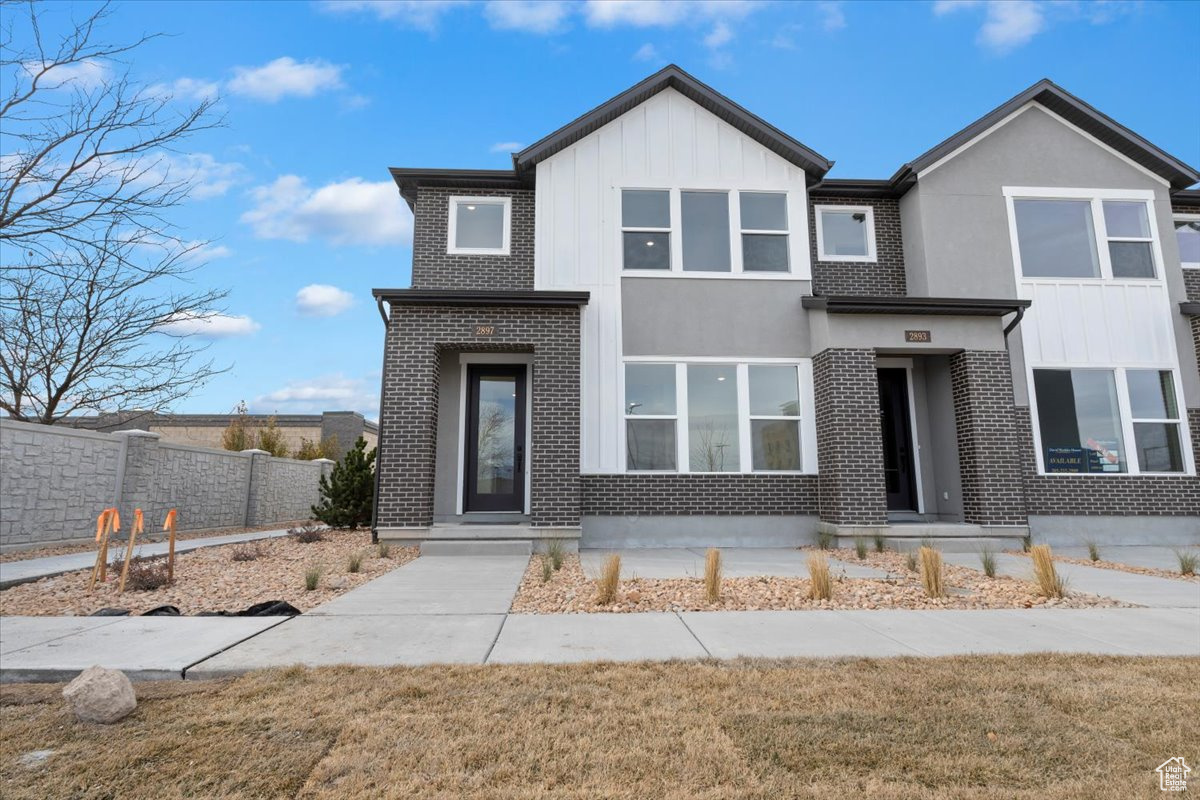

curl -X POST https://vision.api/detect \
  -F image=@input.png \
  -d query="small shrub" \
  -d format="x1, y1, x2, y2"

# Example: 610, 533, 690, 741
853, 538, 867, 560
919, 546, 944, 598
1030, 544, 1067, 598
1022, 535, 1033, 553
377, 542, 392, 559
312, 437, 376, 529
257, 415, 290, 458
808, 552, 832, 601
595, 554, 620, 605
546, 539, 565, 571
816, 530, 834, 551
905, 551, 918, 572
347, 551, 363, 573
304, 565, 323, 591
979, 548, 996, 578
704, 548, 722, 603
289, 524, 325, 544
230, 541, 264, 562
1085, 540, 1101, 562
872, 533, 886, 553
541, 557, 553, 583
1176, 549, 1197, 576
112, 554, 172, 591
221, 400, 251, 451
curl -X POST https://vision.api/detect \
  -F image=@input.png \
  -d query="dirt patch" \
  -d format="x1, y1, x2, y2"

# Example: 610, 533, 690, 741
1, 657, 1196, 799
510, 552, 1128, 613
0, 532, 417, 616
0, 521, 312, 563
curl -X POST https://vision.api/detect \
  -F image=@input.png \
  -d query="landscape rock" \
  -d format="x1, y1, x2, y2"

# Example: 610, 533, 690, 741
62, 666, 137, 724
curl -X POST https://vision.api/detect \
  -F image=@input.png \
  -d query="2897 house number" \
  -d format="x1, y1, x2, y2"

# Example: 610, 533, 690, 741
474, 325, 496, 336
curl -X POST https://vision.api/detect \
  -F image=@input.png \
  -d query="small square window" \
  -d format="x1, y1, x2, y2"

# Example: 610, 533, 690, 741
816, 206, 875, 262
1175, 218, 1200, 268
622, 190, 671, 270
448, 197, 510, 255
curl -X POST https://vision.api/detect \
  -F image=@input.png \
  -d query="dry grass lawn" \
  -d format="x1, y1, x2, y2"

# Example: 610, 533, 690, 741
2, 656, 1197, 799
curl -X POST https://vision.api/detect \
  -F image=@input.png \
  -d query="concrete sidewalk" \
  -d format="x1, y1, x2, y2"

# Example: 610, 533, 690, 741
0, 528, 296, 589
942, 552, 1200, 608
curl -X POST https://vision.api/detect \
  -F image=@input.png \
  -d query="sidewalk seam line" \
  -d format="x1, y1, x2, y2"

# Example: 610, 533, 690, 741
180, 616, 294, 680
675, 612, 713, 659
482, 613, 509, 664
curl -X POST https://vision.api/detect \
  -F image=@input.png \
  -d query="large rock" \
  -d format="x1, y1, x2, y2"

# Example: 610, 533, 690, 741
62, 666, 137, 724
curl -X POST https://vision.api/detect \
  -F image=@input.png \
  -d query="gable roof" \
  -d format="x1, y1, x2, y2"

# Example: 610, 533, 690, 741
891, 79, 1200, 191
512, 64, 833, 183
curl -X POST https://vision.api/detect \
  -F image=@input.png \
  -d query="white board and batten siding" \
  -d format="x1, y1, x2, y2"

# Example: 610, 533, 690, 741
533, 87, 813, 473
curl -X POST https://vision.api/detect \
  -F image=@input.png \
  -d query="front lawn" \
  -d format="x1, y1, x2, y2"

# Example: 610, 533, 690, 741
2, 656, 1195, 798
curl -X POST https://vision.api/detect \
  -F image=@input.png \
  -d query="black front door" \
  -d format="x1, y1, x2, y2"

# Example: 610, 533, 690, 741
877, 368, 917, 512
465, 365, 527, 513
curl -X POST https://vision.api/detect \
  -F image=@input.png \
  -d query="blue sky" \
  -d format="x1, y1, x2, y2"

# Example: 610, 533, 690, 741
15, 0, 1199, 420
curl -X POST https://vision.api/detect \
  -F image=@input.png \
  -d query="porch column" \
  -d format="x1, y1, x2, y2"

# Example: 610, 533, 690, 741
949, 350, 1027, 527
813, 348, 887, 527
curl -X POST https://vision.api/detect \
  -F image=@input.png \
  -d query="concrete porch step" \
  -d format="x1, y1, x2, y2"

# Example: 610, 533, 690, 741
419, 539, 533, 557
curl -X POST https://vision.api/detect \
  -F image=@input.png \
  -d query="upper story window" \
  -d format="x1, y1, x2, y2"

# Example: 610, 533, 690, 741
621, 188, 797, 276
1176, 214, 1200, 268
1008, 191, 1160, 280
814, 205, 876, 262
447, 196, 511, 255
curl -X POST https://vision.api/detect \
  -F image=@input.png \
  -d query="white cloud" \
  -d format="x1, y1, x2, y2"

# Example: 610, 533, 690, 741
241, 175, 412, 246
490, 141, 524, 153
317, 0, 467, 30
978, 0, 1044, 52
24, 58, 110, 89
227, 57, 345, 102
484, 1, 570, 33
633, 42, 661, 61
160, 311, 260, 338
704, 21, 733, 48
932, 0, 982, 14
148, 76, 220, 101
584, 0, 688, 27
254, 374, 379, 416
296, 284, 356, 317
818, 1, 846, 32
153, 152, 246, 199
179, 242, 233, 262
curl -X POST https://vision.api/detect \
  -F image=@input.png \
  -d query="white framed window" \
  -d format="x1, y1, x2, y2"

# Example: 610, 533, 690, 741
814, 204, 876, 262
1030, 365, 1192, 475
620, 187, 803, 277
447, 196, 511, 255
1175, 214, 1200, 269
622, 359, 812, 474
1004, 188, 1164, 281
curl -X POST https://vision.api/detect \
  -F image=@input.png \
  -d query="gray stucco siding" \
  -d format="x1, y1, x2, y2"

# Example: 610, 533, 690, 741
621, 277, 812, 357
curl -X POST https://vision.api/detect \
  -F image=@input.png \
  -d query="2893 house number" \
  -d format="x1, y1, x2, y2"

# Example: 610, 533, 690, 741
905, 329, 931, 343
474, 325, 496, 336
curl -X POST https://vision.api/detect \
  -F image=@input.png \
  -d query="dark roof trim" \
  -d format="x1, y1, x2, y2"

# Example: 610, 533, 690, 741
513, 65, 832, 183
389, 168, 528, 211
1181, 302, 1200, 317
891, 79, 1200, 191
372, 289, 590, 308
809, 179, 902, 199
1173, 189, 1200, 209
803, 295, 1031, 317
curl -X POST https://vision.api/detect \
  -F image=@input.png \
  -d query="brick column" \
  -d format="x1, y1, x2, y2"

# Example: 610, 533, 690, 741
950, 350, 1027, 527
813, 348, 887, 526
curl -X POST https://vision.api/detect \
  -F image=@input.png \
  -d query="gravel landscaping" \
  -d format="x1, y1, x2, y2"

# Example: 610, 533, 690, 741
0, 531, 417, 616
511, 551, 1128, 614
0, 521, 311, 564
1051, 554, 1200, 583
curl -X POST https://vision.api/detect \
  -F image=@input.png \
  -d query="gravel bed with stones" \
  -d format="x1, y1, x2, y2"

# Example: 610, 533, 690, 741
0, 531, 418, 616
511, 551, 1131, 614
0, 521, 311, 563
1051, 554, 1200, 583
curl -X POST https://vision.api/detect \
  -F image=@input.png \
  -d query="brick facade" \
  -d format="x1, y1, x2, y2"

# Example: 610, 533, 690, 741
808, 196, 906, 297
813, 348, 887, 526
411, 187, 535, 291
376, 304, 582, 529
950, 350, 1028, 526
1015, 407, 1200, 516
581, 474, 818, 515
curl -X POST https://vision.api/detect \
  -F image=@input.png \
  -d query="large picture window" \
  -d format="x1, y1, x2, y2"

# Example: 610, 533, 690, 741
447, 196, 511, 255
1010, 192, 1159, 280
1032, 367, 1188, 475
814, 205, 876, 262
624, 361, 809, 474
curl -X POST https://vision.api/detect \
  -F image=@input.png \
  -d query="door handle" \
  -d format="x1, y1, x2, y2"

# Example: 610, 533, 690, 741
515, 444, 524, 472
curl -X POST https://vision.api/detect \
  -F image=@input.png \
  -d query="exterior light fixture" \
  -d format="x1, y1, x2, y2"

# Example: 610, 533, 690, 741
466, 205, 477, 211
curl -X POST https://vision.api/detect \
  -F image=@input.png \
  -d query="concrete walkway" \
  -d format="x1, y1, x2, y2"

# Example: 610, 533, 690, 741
942, 552, 1200, 608
0, 528, 296, 589
1050, 545, 1198, 572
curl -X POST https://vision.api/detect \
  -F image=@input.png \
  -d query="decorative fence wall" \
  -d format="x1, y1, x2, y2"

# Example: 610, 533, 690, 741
0, 418, 333, 551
